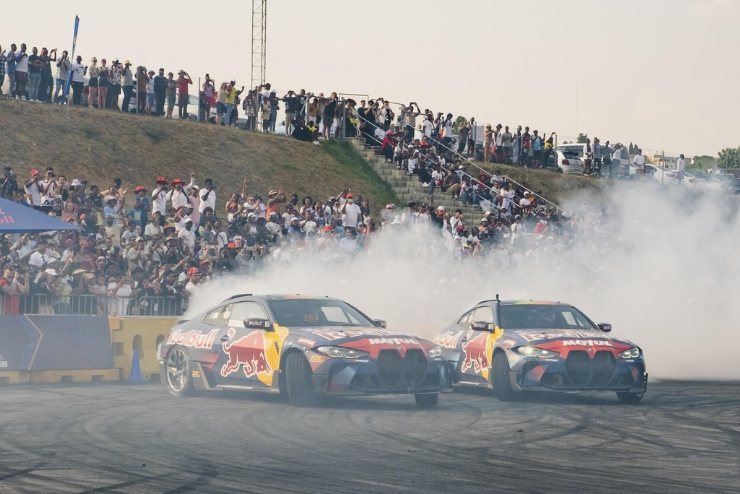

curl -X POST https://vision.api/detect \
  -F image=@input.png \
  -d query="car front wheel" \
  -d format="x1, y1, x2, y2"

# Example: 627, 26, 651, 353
285, 353, 319, 407
166, 346, 195, 397
492, 352, 517, 402
616, 391, 644, 404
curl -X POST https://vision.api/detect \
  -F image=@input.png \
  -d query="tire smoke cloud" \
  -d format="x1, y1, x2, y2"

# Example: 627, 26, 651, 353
188, 185, 740, 380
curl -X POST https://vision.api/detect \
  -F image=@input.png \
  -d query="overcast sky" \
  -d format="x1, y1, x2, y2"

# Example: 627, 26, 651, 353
7, 0, 739, 157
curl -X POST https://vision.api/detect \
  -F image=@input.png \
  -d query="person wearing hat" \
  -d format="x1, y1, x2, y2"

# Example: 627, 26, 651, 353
121, 60, 134, 111
166, 174, 194, 212
265, 187, 285, 219
23, 169, 43, 210
145, 69, 156, 113
339, 193, 362, 231
176, 70, 192, 119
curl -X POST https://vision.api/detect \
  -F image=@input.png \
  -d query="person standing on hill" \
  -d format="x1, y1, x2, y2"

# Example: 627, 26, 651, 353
165, 72, 177, 119
224, 81, 243, 127
121, 60, 134, 112
136, 66, 148, 114
154, 68, 168, 117
70, 55, 86, 105
176, 70, 193, 119
633, 149, 646, 180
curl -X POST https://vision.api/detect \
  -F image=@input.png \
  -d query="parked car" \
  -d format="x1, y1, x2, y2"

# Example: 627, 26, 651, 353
547, 144, 585, 174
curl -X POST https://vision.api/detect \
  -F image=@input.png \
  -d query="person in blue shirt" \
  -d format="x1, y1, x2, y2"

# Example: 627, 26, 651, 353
130, 186, 150, 227
103, 198, 122, 225
127, 199, 148, 228
531, 130, 543, 169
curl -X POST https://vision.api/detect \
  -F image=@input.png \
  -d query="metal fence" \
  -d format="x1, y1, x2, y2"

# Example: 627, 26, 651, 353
0, 295, 186, 317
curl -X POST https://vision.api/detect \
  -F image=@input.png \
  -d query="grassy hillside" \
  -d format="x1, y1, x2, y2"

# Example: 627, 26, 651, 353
0, 99, 397, 213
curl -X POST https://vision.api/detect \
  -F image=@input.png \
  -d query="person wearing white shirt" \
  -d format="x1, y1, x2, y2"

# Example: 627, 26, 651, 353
166, 176, 194, 211
144, 214, 164, 239
676, 154, 686, 186
422, 117, 433, 139
633, 149, 646, 180
151, 179, 168, 222
610, 143, 623, 179
178, 223, 196, 252
341, 195, 362, 229
198, 179, 216, 214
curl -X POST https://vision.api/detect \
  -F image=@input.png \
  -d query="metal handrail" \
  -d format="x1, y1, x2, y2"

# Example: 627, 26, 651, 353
356, 114, 504, 212
421, 130, 565, 214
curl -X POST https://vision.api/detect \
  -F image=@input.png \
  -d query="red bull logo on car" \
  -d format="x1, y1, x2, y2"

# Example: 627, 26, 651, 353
167, 329, 218, 349
434, 331, 463, 349
220, 328, 273, 378
461, 332, 490, 374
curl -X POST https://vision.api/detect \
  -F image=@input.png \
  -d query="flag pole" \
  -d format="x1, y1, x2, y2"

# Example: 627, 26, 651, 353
65, 16, 80, 117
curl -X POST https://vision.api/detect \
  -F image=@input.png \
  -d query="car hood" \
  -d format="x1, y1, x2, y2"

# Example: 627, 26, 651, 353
289, 326, 434, 352
503, 329, 636, 350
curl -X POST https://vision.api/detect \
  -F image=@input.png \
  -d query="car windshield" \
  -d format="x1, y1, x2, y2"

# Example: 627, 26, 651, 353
499, 305, 597, 330
558, 146, 584, 158
269, 299, 374, 327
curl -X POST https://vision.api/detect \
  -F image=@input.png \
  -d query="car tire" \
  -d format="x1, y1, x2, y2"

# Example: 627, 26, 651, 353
165, 346, 195, 397
492, 352, 517, 402
285, 353, 319, 407
414, 393, 438, 408
616, 391, 644, 404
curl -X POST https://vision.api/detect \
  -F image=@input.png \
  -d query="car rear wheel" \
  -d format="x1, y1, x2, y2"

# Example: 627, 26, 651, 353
166, 347, 194, 397
414, 393, 438, 408
285, 353, 319, 407
616, 391, 644, 404
492, 352, 517, 402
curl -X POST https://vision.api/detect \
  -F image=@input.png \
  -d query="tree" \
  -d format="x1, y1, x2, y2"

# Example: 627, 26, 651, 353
688, 155, 716, 170
717, 147, 740, 170
452, 116, 466, 134
628, 143, 634, 154
576, 133, 588, 143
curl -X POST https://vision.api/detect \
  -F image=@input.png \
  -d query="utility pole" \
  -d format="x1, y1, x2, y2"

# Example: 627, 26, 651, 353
251, 0, 267, 91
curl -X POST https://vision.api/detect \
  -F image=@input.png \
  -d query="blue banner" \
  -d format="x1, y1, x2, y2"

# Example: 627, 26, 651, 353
63, 16, 80, 100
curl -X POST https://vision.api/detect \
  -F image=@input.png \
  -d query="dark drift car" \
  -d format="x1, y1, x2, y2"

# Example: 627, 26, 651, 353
159, 294, 449, 407
434, 299, 647, 403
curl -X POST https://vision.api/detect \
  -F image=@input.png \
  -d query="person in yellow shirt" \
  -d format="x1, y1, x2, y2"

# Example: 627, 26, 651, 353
224, 80, 244, 127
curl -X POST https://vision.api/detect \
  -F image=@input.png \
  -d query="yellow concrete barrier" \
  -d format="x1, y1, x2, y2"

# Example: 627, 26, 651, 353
0, 369, 121, 384
110, 317, 178, 381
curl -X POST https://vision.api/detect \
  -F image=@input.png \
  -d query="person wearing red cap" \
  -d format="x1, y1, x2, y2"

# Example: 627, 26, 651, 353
166, 173, 194, 211
184, 267, 203, 294
152, 177, 168, 225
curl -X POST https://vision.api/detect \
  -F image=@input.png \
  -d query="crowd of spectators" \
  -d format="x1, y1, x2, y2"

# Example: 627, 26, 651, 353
0, 156, 603, 317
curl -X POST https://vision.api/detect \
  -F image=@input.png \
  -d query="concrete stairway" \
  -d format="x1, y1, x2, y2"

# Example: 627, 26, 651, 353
347, 137, 488, 225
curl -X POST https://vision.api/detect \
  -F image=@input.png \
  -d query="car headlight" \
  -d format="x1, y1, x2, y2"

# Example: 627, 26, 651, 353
618, 347, 641, 359
517, 346, 560, 358
316, 346, 369, 359
427, 345, 443, 358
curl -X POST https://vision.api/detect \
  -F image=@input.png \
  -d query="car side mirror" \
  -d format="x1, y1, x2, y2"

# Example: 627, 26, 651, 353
471, 321, 493, 331
598, 323, 612, 333
244, 318, 273, 331
373, 319, 387, 328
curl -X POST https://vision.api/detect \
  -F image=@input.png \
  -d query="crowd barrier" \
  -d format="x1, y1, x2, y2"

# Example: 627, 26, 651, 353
0, 294, 186, 316
109, 316, 178, 381
0, 314, 118, 384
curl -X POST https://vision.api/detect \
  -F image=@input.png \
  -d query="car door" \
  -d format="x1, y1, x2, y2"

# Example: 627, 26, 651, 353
458, 305, 495, 384
217, 301, 277, 388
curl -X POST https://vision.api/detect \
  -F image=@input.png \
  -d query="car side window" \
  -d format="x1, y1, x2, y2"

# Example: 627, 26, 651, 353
204, 306, 229, 326
457, 310, 475, 330
472, 306, 494, 324
228, 302, 269, 327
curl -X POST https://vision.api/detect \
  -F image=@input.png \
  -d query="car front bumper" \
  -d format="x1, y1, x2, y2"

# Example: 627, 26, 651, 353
311, 357, 451, 396
509, 354, 648, 393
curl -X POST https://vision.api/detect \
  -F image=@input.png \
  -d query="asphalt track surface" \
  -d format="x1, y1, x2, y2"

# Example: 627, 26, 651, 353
1, 382, 739, 494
